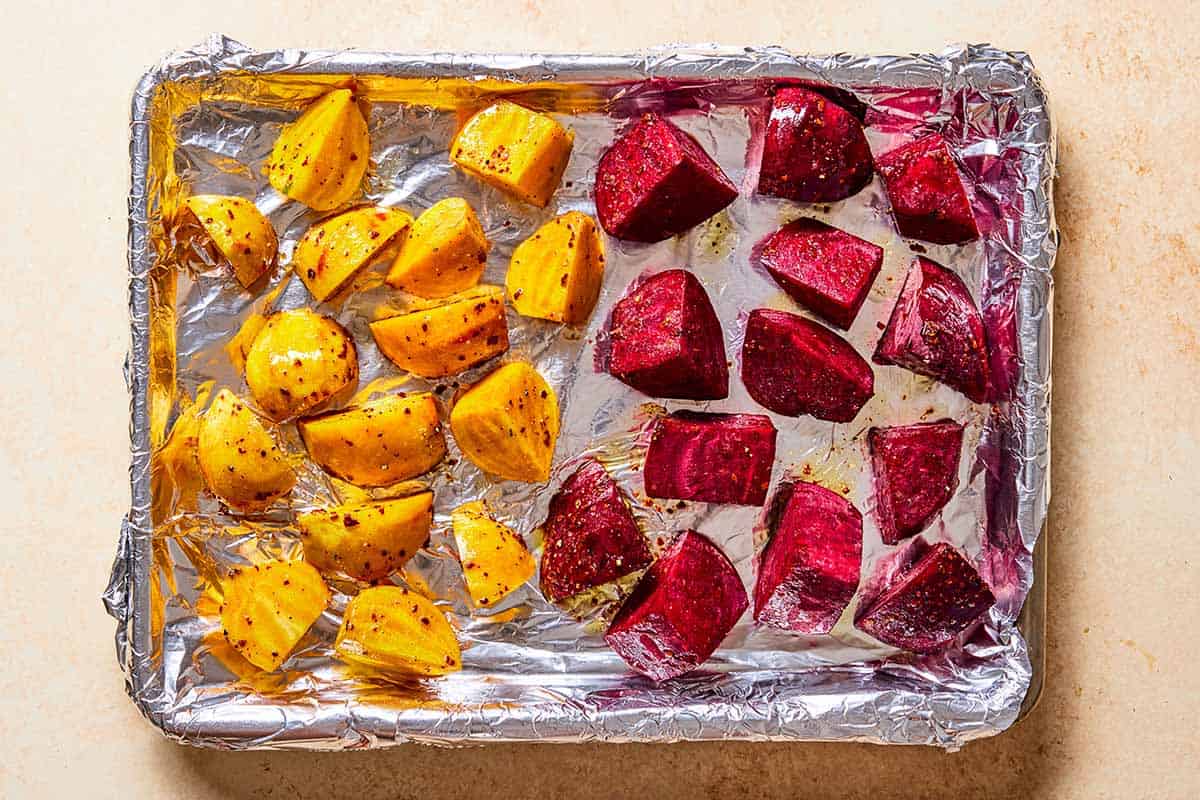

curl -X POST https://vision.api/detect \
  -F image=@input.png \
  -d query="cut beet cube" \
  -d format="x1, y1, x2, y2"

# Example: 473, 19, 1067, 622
754, 481, 863, 634
875, 133, 979, 244
595, 113, 738, 243
741, 308, 874, 422
869, 420, 964, 544
605, 529, 748, 681
854, 541, 995, 653
607, 269, 728, 400
644, 411, 777, 506
755, 218, 884, 330
873, 257, 991, 402
539, 459, 654, 603
756, 87, 873, 203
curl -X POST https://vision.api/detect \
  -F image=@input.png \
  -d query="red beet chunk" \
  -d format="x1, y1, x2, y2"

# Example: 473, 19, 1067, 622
854, 541, 995, 653
741, 308, 874, 422
875, 133, 979, 244
607, 269, 728, 400
754, 481, 863, 634
595, 113, 738, 243
605, 529, 748, 681
873, 257, 991, 402
756, 87, 873, 203
755, 218, 884, 330
539, 459, 654, 603
869, 420, 964, 544
644, 411, 777, 506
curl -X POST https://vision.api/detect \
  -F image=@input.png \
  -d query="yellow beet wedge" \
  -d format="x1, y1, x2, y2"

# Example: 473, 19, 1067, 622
244, 309, 359, 422
181, 195, 278, 288
299, 491, 433, 582
267, 88, 369, 211
507, 211, 605, 324
370, 286, 509, 379
298, 393, 446, 487
386, 198, 489, 298
294, 206, 413, 302
197, 389, 295, 513
449, 362, 559, 482
335, 585, 462, 676
450, 101, 574, 207
451, 501, 535, 607
220, 560, 331, 672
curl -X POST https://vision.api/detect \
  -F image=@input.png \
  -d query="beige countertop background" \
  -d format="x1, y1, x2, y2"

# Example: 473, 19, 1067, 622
1, 1, 1197, 797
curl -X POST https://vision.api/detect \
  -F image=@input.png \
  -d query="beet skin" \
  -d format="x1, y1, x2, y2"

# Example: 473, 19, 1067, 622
755, 218, 884, 330
757, 87, 874, 203
754, 481, 863, 634
741, 308, 874, 422
644, 411, 777, 506
869, 420, 964, 544
595, 113, 738, 243
873, 257, 991, 403
539, 459, 654, 603
605, 529, 748, 681
854, 541, 995, 653
607, 269, 728, 400
875, 133, 979, 244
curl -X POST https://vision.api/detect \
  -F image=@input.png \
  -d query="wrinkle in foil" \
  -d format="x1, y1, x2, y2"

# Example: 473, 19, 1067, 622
107, 36, 1055, 750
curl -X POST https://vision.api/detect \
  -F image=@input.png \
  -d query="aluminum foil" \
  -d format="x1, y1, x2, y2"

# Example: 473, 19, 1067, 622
105, 35, 1055, 750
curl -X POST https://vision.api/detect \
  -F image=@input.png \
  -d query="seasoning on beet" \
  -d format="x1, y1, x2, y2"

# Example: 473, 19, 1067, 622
605, 530, 748, 681
755, 217, 884, 330
756, 87, 873, 203
854, 541, 996, 653
539, 459, 654, 603
869, 420, 964, 544
595, 113, 738, 243
643, 411, 777, 507
873, 256, 991, 403
875, 133, 980, 244
754, 481, 863, 635
741, 308, 874, 422
607, 269, 728, 400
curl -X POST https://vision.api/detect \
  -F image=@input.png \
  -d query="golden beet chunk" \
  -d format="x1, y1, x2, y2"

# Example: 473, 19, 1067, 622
450, 101, 573, 207
370, 286, 508, 379
451, 501, 534, 607
299, 491, 433, 582
244, 309, 359, 422
335, 585, 462, 676
298, 393, 446, 487
386, 198, 489, 298
197, 389, 295, 513
267, 88, 369, 211
220, 560, 331, 672
294, 206, 413, 302
449, 362, 559, 483
181, 195, 278, 288
507, 211, 604, 324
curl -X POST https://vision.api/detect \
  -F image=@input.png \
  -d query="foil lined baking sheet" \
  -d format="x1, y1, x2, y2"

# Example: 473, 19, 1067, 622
105, 35, 1055, 749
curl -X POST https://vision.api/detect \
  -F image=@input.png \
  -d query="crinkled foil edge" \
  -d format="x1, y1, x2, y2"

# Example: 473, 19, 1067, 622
105, 34, 1055, 750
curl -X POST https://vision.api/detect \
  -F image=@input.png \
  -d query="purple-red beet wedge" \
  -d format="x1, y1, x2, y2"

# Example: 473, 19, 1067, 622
754, 481, 863, 634
595, 113, 738, 243
875, 133, 980, 245
539, 459, 654, 603
607, 269, 728, 400
869, 420, 964, 544
755, 218, 884, 330
605, 529, 748, 681
854, 541, 995, 653
644, 411, 777, 507
756, 87, 873, 203
741, 308, 874, 422
873, 257, 990, 403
